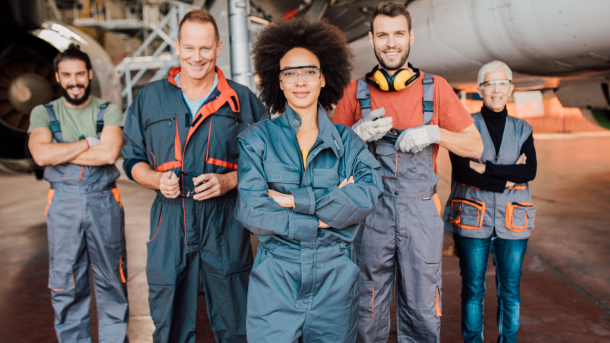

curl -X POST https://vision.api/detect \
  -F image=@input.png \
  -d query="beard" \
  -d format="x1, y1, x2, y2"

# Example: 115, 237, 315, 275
373, 43, 410, 71
61, 81, 92, 106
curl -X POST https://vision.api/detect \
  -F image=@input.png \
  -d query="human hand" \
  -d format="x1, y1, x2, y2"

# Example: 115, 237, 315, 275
85, 137, 101, 148
159, 171, 180, 198
267, 189, 295, 208
338, 176, 355, 188
515, 153, 527, 165
395, 125, 441, 153
469, 160, 486, 174
193, 172, 237, 201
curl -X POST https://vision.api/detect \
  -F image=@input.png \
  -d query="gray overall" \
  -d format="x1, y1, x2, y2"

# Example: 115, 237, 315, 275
353, 73, 444, 343
443, 112, 535, 239
43, 103, 128, 343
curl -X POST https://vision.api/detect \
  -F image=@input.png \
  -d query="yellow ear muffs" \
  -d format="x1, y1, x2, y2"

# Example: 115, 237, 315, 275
392, 69, 412, 91
373, 70, 391, 91
367, 66, 419, 91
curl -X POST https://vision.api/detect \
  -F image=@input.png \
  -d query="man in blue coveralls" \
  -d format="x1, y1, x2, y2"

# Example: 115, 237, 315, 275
121, 10, 268, 343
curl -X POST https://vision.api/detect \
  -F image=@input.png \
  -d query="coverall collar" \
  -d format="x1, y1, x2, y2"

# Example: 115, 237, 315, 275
167, 66, 240, 113
282, 103, 344, 159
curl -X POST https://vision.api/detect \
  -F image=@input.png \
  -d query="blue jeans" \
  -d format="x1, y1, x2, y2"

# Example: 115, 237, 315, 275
454, 232, 528, 343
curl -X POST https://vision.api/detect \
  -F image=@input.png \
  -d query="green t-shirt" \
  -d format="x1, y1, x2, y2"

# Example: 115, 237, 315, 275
28, 96, 124, 142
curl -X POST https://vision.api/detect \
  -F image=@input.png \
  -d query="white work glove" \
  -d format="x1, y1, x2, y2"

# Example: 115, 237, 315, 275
395, 125, 441, 153
351, 107, 393, 142
84, 137, 101, 148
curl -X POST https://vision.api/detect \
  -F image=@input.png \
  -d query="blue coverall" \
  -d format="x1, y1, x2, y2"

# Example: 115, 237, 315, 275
235, 104, 383, 342
122, 67, 268, 342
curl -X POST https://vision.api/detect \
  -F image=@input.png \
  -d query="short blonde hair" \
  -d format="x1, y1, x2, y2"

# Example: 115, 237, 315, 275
478, 60, 512, 87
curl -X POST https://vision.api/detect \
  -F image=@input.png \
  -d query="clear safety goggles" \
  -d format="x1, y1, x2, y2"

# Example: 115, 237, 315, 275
279, 66, 322, 84
479, 79, 512, 92
179, 171, 205, 198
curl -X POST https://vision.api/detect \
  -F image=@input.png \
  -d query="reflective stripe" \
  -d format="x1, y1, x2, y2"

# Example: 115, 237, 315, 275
205, 116, 238, 170
174, 119, 182, 162
46, 189, 55, 216
156, 161, 181, 172
507, 185, 526, 190
435, 282, 442, 317
119, 256, 126, 283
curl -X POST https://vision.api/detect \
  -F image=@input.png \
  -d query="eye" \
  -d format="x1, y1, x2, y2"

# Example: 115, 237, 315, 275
306, 70, 316, 75
284, 71, 295, 77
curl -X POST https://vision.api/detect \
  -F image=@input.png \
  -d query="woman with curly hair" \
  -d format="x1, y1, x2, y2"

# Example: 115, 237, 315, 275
234, 16, 383, 342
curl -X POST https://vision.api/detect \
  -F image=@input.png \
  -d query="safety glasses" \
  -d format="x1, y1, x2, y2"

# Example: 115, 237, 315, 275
479, 79, 512, 92
179, 171, 206, 198
279, 66, 321, 84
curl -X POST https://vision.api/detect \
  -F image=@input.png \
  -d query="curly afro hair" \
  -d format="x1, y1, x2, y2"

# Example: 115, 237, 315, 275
252, 15, 354, 114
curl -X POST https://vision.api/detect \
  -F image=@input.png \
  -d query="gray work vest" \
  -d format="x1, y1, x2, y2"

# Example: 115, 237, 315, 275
42, 102, 120, 192
443, 112, 535, 239
356, 73, 438, 198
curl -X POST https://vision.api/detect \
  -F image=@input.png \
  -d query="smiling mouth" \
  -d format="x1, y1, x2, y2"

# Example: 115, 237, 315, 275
189, 62, 208, 70
384, 51, 400, 57
293, 92, 309, 98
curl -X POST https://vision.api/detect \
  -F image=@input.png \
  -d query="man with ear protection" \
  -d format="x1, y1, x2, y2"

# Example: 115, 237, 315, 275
333, 2, 483, 342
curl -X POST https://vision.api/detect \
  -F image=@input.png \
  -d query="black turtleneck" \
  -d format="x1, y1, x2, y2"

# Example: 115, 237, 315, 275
449, 105, 537, 193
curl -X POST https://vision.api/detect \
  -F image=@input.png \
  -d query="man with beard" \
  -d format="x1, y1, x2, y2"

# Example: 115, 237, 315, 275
122, 10, 267, 342
333, 2, 483, 342
28, 44, 128, 342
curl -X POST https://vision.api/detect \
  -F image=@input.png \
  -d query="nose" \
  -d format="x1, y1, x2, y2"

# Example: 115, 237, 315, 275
295, 72, 307, 86
387, 34, 397, 48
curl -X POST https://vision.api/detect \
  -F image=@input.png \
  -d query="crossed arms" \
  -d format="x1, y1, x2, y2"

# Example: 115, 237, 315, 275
28, 126, 124, 166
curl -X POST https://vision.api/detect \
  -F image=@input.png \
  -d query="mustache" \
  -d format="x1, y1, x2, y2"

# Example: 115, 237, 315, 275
65, 84, 86, 90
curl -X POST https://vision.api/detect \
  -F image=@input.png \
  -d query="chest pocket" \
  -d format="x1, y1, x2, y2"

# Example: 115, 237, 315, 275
263, 162, 300, 192
144, 115, 178, 171
206, 108, 247, 170
375, 142, 397, 178
313, 168, 340, 189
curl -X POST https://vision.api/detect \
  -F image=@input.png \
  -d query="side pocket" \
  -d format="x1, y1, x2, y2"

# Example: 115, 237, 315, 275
147, 211, 162, 243
375, 143, 397, 179
62, 164, 84, 182
48, 258, 75, 291
111, 188, 123, 208
449, 198, 485, 230
506, 202, 536, 232
358, 280, 374, 318
45, 189, 55, 216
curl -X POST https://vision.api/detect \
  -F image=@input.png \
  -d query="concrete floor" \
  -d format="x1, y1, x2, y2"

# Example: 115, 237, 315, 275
1, 132, 609, 343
